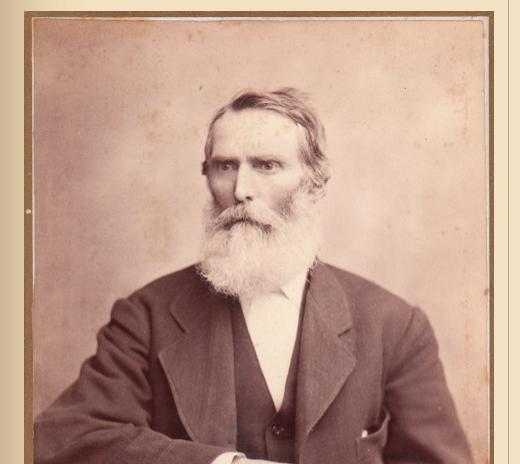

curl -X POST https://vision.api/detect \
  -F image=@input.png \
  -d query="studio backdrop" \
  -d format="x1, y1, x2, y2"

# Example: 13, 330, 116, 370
31, 14, 490, 463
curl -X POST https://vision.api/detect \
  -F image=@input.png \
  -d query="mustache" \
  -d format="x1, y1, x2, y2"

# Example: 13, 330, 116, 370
209, 202, 286, 233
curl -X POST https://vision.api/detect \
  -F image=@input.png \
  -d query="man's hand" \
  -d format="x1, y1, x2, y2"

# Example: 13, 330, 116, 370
233, 458, 290, 464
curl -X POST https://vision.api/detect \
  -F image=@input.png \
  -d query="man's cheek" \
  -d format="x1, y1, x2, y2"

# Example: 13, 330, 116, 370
274, 189, 301, 218
208, 179, 234, 209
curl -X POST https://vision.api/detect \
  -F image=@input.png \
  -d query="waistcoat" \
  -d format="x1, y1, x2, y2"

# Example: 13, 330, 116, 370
231, 299, 304, 463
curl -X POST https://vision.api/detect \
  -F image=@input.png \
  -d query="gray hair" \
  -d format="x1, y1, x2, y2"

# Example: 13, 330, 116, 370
203, 88, 331, 193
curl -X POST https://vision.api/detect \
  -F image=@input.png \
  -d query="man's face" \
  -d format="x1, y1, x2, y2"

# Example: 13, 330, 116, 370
200, 108, 322, 297
206, 108, 307, 214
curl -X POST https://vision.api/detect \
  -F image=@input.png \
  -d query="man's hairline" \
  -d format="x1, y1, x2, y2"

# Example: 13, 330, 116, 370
205, 106, 316, 174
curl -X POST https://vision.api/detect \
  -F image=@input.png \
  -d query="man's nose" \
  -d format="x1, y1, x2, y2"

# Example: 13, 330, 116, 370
234, 165, 255, 203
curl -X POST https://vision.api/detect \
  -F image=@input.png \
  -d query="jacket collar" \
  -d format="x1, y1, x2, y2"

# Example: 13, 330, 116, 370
158, 270, 238, 447
294, 261, 357, 461
306, 260, 354, 334
158, 262, 357, 455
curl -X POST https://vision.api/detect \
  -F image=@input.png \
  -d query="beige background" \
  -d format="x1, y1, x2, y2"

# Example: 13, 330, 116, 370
30, 16, 489, 462
0, 2, 513, 464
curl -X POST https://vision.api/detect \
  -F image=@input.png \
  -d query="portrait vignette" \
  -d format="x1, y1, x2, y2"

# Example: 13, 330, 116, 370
27, 12, 492, 464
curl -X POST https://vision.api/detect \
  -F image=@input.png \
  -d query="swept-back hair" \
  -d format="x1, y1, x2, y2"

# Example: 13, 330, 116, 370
203, 88, 331, 193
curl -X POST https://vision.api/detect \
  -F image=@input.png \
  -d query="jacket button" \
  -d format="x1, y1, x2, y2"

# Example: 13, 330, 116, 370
271, 424, 286, 437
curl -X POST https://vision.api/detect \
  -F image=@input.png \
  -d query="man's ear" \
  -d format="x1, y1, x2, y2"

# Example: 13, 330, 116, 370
302, 174, 327, 201
308, 184, 327, 202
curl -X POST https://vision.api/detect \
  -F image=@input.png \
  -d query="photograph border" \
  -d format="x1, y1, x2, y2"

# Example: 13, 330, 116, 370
23, 10, 495, 464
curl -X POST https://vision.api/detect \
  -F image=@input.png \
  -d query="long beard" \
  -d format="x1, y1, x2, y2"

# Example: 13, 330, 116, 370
198, 189, 322, 298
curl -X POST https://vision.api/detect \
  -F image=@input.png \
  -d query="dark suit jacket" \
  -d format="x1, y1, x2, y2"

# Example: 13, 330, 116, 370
34, 262, 473, 464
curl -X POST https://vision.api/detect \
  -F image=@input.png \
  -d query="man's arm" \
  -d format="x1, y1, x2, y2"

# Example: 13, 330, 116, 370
34, 297, 236, 464
382, 306, 474, 464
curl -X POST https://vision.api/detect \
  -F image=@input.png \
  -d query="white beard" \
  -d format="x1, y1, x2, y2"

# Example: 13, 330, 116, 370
198, 189, 322, 298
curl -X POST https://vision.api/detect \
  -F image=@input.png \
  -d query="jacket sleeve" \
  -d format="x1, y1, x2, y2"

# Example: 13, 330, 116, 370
34, 297, 235, 464
383, 307, 475, 464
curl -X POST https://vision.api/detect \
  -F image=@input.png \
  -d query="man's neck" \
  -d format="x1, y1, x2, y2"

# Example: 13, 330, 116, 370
239, 267, 309, 309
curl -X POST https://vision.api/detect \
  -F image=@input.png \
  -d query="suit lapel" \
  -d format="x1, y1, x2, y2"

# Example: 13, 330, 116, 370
156, 263, 357, 456
158, 275, 238, 447
295, 262, 357, 461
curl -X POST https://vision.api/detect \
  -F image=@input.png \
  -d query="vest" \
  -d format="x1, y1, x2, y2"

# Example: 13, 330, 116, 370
231, 298, 304, 464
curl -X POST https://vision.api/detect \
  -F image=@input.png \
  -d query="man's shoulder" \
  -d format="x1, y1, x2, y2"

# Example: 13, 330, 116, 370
126, 264, 206, 307
124, 261, 422, 332
317, 261, 420, 328
319, 262, 415, 306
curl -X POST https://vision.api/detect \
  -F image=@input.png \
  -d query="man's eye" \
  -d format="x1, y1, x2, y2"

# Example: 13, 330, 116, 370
257, 161, 280, 171
217, 161, 236, 171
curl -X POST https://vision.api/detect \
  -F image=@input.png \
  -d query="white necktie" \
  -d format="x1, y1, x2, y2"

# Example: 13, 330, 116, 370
240, 289, 301, 411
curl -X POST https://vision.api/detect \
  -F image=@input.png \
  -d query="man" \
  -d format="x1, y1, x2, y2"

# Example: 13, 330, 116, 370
34, 88, 473, 464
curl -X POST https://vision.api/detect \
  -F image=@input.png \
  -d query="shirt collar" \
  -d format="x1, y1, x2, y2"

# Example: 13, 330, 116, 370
279, 268, 309, 306
238, 268, 310, 310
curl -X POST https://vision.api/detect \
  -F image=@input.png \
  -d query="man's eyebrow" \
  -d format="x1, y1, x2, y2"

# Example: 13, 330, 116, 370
249, 155, 286, 165
249, 154, 283, 161
209, 155, 238, 161
209, 154, 284, 163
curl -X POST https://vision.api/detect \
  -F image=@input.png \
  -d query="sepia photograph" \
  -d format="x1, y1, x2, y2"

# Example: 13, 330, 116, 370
28, 12, 490, 464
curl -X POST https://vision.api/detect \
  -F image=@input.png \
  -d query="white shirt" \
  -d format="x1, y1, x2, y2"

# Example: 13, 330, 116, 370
239, 269, 308, 411
212, 269, 309, 464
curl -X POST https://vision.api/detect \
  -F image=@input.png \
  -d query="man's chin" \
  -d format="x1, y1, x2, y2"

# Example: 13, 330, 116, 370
224, 219, 272, 233
200, 230, 321, 298
199, 190, 323, 297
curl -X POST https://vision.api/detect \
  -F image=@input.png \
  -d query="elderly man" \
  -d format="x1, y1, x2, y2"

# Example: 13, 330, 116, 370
34, 88, 473, 464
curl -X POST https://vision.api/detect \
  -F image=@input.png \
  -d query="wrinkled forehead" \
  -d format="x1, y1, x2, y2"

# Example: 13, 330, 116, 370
211, 108, 305, 158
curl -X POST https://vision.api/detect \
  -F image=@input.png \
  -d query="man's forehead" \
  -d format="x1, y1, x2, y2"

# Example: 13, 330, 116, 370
212, 108, 303, 152
216, 108, 299, 133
